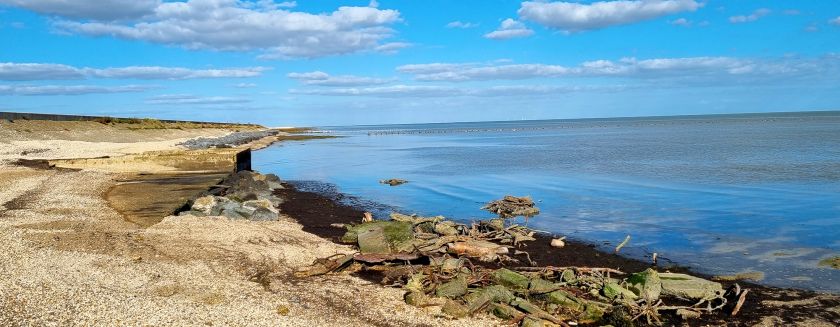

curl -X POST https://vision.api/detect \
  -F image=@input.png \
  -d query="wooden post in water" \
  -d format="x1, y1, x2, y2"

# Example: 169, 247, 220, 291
235, 148, 252, 172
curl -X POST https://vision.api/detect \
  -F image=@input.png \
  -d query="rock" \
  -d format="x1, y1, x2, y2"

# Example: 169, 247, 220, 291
241, 199, 279, 221
550, 238, 565, 248
544, 289, 604, 322
601, 305, 635, 327
430, 257, 464, 272
529, 278, 559, 294
676, 308, 701, 320
713, 271, 765, 282
472, 285, 516, 305
520, 316, 548, 327
659, 273, 723, 301
546, 290, 584, 312
436, 275, 468, 298
488, 218, 505, 231
490, 303, 522, 320
433, 221, 459, 236
493, 268, 530, 290
251, 207, 279, 221
404, 291, 430, 307
380, 178, 408, 186
561, 269, 576, 283
441, 299, 469, 318
263, 173, 284, 190
602, 282, 638, 301
347, 221, 415, 254
626, 268, 662, 301
511, 298, 562, 325
191, 196, 218, 215
243, 199, 276, 211
276, 305, 290, 316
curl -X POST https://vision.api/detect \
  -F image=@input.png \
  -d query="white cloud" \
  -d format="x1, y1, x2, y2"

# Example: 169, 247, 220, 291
0, 62, 267, 81
484, 19, 534, 40
782, 9, 800, 16
670, 18, 691, 27
397, 63, 478, 74
233, 83, 257, 88
446, 21, 478, 29
0, 63, 84, 80
0, 0, 160, 20
0, 84, 156, 96
397, 55, 840, 84
374, 42, 412, 54
146, 94, 250, 105
729, 8, 771, 24
518, 0, 701, 32
89, 66, 268, 80
830, 16, 840, 26
289, 84, 608, 98
46, 1, 403, 59
288, 71, 394, 87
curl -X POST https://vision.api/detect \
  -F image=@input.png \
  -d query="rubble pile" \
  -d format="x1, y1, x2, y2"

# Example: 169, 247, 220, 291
295, 200, 749, 326
483, 195, 540, 219
180, 170, 284, 221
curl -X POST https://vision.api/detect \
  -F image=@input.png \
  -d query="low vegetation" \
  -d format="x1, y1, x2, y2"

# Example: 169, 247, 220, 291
93, 116, 263, 130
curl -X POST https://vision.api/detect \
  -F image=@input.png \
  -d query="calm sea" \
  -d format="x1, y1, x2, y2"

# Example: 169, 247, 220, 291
254, 111, 840, 292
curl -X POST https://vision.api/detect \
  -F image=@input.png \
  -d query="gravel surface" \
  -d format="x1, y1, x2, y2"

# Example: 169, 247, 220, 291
179, 130, 280, 150
0, 123, 496, 326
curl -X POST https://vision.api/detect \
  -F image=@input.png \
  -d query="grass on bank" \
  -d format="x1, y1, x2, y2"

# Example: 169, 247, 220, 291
93, 117, 264, 130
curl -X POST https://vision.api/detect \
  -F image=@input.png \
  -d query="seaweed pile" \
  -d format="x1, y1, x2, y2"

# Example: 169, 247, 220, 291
295, 197, 748, 326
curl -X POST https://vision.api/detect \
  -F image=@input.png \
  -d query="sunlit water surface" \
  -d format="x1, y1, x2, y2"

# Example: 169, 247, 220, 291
254, 112, 840, 292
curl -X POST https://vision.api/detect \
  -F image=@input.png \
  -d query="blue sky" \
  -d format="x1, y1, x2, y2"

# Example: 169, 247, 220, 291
1, 0, 839, 126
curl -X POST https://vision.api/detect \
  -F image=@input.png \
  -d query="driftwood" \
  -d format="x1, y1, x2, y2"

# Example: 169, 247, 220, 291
513, 266, 626, 275
615, 235, 631, 253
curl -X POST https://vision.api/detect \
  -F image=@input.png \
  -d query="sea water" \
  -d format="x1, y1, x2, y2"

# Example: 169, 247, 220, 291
254, 111, 840, 292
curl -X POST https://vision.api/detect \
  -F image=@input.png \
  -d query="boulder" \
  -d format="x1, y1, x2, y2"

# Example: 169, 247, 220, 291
435, 275, 468, 298
490, 303, 521, 320
529, 278, 559, 294
262, 173, 284, 190
345, 221, 415, 254
492, 268, 530, 290
242, 199, 279, 221
659, 273, 723, 301
626, 268, 662, 301
602, 282, 638, 301
441, 300, 469, 318
433, 221, 459, 236
191, 196, 218, 215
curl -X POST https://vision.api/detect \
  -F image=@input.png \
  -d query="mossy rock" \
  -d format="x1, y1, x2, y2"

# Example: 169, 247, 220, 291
490, 303, 521, 320
529, 278, 559, 294
626, 268, 662, 301
441, 299, 469, 318
602, 282, 638, 301
436, 275, 468, 298
342, 221, 415, 253
493, 268, 530, 290
659, 273, 722, 300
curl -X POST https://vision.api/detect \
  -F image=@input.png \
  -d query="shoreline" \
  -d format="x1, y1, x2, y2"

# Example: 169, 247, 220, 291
274, 180, 840, 326
1, 118, 838, 326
